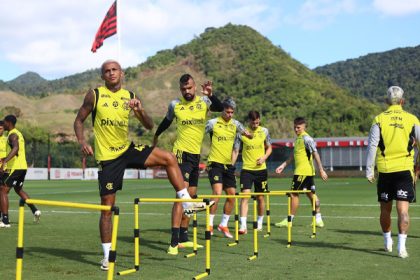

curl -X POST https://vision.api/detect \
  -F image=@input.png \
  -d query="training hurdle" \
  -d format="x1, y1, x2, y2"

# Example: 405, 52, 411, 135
117, 198, 212, 280
15, 198, 120, 280
240, 190, 316, 247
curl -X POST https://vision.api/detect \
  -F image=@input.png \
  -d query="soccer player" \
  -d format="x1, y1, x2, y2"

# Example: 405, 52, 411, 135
154, 74, 222, 255
0, 120, 8, 221
0, 115, 41, 228
206, 98, 251, 238
366, 86, 420, 258
74, 60, 208, 270
232, 111, 272, 234
274, 117, 328, 228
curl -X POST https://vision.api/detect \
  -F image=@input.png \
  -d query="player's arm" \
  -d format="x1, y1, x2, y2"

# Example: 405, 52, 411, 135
275, 153, 293, 174
366, 123, 380, 183
201, 81, 223, 112
1, 134, 19, 170
74, 89, 95, 156
235, 120, 253, 139
153, 101, 175, 146
129, 95, 154, 130
232, 133, 242, 165
313, 151, 328, 181
257, 128, 273, 165
414, 123, 420, 179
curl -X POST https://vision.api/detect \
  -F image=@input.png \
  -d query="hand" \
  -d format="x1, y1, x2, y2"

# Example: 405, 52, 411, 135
367, 175, 375, 183
319, 169, 328, 181
243, 129, 253, 139
256, 157, 265, 165
201, 81, 213, 97
275, 163, 286, 174
80, 142, 94, 156
128, 99, 143, 111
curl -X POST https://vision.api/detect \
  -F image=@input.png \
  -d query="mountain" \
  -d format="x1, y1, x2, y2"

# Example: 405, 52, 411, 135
7, 72, 49, 96
314, 45, 420, 114
1, 24, 380, 139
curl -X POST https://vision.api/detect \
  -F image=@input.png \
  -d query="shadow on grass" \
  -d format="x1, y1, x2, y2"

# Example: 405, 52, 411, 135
25, 247, 101, 267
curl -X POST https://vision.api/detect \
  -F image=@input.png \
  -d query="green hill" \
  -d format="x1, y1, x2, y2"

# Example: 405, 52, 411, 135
2, 24, 380, 140
314, 45, 420, 114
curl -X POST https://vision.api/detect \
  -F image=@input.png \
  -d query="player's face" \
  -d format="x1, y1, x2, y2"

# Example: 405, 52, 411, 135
180, 78, 196, 101
249, 118, 260, 130
101, 62, 123, 87
294, 123, 306, 135
222, 107, 234, 121
0, 126, 4, 136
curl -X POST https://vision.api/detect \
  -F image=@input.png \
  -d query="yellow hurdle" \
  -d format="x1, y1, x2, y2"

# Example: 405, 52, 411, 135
15, 198, 119, 280
248, 197, 258, 261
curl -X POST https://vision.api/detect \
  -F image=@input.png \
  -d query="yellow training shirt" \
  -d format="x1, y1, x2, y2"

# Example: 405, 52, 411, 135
206, 117, 245, 165
373, 105, 420, 173
294, 131, 316, 176
7, 128, 27, 170
166, 96, 211, 155
0, 134, 7, 169
237, 126, 271, 171
92, 86, 133, 161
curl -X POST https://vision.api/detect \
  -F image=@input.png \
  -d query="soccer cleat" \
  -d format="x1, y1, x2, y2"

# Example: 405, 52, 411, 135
315, 220, 324, 228
398, 248, 409, 259
167, 245, 179, 255
100, 258, 109, 271
34, 210, 41, 223
238, 228, 247, 235
217, 225, 233, 238
183, 201, 215, 216
257, 224, 263, 232
0, 221, 11, 228
384, 239, 393, 252
209, 226, 214, 236
275, 218, 289, 228
178, 241, 203, 249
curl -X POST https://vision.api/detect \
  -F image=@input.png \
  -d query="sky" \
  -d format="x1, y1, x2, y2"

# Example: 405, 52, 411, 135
0, 0, 419, 81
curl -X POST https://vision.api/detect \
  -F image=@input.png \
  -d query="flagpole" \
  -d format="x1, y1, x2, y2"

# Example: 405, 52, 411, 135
117, 0, 121, 63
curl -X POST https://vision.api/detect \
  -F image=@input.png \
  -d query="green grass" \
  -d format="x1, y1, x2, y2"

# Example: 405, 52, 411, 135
0, 178, 419, 280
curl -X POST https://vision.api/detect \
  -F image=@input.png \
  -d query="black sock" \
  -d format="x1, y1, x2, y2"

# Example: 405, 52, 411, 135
27, 204, 38, 214
179, 227, 189, 242
170, 228, 180, 247
2, 214, 9, 224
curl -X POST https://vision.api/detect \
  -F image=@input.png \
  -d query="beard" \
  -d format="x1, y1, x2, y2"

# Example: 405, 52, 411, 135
183, 94, 194, 101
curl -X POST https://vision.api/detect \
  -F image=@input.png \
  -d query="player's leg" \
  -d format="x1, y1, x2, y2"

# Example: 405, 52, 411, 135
380, 201, 393, 252
218, 186, 235, 238
307, 191, 323, 227
396, 200, 409, 258
255, 170, 268, 231
256, 195, 265, 231
239, 170, 252, 234
99, 193, 116, 270
0, 184, 11, 228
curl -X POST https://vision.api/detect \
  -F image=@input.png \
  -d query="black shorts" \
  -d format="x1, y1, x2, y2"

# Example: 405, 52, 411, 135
174, 149, 200, 187
291, 175, 315, 191
240, 169, 268, 192
4, 170, 26, 190
98, 143, 154, 196
207, 162, 236, 188
377, 171, 415, 202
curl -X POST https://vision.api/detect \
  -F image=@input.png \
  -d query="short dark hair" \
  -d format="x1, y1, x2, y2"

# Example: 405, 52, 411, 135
0, 120, 4, 127
4, 115, 17, 126
248, 110, 260, 121
179, 74, 194, 85
222, 98, 236, 110
294, 117, 306, 126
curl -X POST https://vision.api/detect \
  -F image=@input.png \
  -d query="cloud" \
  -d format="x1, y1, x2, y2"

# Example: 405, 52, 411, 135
0, 0, 281, 79
373, 0, 420, 16
285, 0, 357, 30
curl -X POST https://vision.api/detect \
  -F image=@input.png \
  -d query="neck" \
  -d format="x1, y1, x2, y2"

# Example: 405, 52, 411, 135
106, 83, 122, 92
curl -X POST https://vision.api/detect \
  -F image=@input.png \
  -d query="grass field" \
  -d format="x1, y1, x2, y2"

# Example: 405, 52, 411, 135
0, 178, 419, 280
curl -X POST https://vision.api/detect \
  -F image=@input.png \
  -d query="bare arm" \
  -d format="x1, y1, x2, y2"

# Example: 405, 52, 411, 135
275, 153, 294, 174
0, 134, 19, 174
313, 151, 328, 181
257, 143, 272, 166
74, 89, 95, 156
129, 97, 154, 130
232, 149, 239, 165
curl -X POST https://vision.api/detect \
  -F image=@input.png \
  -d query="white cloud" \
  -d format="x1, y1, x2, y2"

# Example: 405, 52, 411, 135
0, 0, 281, 79
285, 0, 357, 30
373, 0, 420, 16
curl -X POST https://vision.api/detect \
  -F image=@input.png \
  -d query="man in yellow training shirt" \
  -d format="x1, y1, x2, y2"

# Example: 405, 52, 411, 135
0, 120, 8, 222
74, 60, 209, 270
274, 117, 328, 228
232, 110, 272, 234
366, 86, 420, 258
0, 115, 41, 228
154, 74, 222, 254
206, 98, 251, 238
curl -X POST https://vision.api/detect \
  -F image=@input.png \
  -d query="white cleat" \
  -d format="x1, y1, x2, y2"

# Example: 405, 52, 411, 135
183, 201, 215, 216
100, 258, 109, 271
0, 221, 11, 228
384, 239, 393, 252
34, 210, 41, 223
398, 249, 409, 259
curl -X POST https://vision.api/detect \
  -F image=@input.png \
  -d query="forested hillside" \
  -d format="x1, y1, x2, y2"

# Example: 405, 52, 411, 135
314, 45, 420, 114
